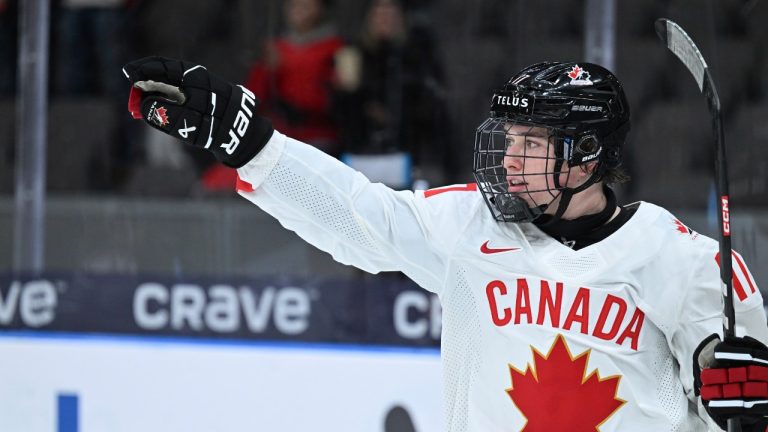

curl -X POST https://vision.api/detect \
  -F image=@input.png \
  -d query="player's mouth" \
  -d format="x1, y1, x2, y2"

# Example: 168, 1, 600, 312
507, 178, 528, 193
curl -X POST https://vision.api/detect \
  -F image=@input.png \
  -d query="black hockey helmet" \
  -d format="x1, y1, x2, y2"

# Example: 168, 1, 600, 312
473, 61, 631, 223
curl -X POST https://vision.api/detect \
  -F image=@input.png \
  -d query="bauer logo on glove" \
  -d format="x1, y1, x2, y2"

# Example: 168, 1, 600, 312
220, 86, 257, 155
123, 56, 274, 168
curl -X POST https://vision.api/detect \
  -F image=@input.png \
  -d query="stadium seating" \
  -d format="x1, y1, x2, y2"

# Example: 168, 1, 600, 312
627, 101, 712, 209
727, 103, 768, 206
47, 98, 118, 192
0, 100, 13, 194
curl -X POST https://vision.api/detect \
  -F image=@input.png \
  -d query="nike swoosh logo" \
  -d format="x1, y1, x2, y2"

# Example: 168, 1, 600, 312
480, 240, 521, 254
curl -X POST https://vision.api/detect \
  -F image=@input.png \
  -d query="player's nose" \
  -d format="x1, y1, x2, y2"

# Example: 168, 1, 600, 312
503, 152, 524, 172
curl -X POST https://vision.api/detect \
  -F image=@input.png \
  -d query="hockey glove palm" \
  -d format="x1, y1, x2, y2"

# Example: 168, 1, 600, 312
694, 333, 768, 431
122, 56, 274, 168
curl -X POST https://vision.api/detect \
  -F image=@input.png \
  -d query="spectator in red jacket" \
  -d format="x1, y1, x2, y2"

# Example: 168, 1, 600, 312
245, 0, 344, 157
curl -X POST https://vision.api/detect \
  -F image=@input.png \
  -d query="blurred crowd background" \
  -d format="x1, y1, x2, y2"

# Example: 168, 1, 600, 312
1, 5, 766, 430
1, 0, 767, 279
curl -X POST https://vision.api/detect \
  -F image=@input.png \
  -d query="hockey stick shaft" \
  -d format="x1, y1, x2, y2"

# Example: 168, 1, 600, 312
654, 18, 735, 338
655, 18, 739, 432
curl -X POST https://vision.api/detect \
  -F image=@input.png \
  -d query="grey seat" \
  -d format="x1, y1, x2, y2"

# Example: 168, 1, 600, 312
617, 1, 666, 38
710, 39, 756, 110
442, 39, 509, 182
615, 39, 667, 124
727, 103, 768, 206
628, 101, 712, 209
47, 98, 118, 192
514, 40, 583, 72
0, 100, 15, 194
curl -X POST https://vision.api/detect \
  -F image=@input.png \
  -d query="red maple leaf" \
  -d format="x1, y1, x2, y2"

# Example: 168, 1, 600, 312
673, 218, 689, 234
155, 106, 169, 126
506, 334, 625, 431
568, 66, 582, 80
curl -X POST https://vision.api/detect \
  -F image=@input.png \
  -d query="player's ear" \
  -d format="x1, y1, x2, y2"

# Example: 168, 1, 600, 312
578, 161, 598, 175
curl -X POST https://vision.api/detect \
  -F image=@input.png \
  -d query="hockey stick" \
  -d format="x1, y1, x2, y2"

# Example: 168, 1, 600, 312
654, 18, 740, 432
654, 18, 734, 338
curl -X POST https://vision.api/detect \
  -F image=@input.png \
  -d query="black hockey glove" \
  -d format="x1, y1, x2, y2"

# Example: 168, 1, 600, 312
693, 333, 768, 431
123, 56, 274, 168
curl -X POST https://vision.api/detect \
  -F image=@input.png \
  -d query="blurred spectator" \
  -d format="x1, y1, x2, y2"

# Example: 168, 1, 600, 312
51, 0, 142, 192
53, 0, 131, 99
335, 0, 449, 186
195, 0, 345, 195
0, 0, 17, 97
127, 0, 241, 196
245, 0, 344, 157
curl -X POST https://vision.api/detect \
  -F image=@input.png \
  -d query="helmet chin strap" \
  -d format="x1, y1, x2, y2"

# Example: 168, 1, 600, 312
536, 167, 601, 227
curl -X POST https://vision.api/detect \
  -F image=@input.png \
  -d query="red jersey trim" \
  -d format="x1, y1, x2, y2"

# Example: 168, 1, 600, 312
236, 176, 255, 193
424, 183, 478, 198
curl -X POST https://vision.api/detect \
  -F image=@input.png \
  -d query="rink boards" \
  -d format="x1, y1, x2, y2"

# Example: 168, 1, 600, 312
0, 274, 444, 432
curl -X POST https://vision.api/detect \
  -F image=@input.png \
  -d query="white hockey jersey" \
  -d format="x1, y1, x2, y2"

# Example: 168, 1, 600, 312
236, 132, 768, 431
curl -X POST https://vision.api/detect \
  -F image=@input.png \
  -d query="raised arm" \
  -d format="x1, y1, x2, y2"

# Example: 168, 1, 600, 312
123, 56, 475, 294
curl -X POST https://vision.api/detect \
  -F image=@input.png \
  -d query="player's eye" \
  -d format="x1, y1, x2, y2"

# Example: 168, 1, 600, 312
525, 140, 540, 149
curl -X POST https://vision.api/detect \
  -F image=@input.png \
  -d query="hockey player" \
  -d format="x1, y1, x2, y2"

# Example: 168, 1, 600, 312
123, 57, 768, 431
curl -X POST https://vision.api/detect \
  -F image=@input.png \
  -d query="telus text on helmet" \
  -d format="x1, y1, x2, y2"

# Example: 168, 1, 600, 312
495, 95, 529, 108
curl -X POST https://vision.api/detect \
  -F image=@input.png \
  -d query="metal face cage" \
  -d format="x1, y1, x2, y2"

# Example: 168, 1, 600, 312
473, 118, 574, 223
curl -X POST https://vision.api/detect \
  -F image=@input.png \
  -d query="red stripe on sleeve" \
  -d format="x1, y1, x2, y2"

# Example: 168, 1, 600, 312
732, 274, 747, 301
732, 252, 757, 295
715, 252, 748, 301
